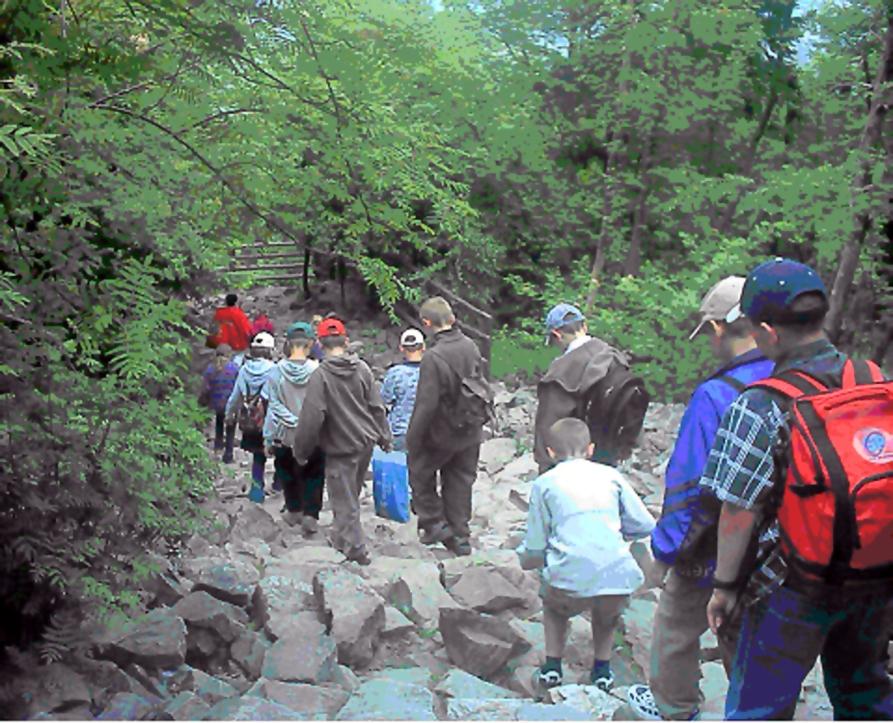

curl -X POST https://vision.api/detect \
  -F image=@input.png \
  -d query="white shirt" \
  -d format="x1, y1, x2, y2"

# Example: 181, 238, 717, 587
565, 334, 592, 355
517, 458, 655, 597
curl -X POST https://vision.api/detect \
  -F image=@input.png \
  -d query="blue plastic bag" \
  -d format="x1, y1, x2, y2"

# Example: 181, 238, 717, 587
372, 447, 411, 523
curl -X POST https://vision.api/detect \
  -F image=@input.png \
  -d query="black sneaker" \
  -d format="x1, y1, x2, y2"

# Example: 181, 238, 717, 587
444, 536, 472, 556
346, 549, 371, 566
532, 666, 563, 700
419, 523, 453, 545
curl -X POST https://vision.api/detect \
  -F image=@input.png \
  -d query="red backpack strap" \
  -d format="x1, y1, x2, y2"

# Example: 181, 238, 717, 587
842, 358, 884, 387
749, 369, 827, 399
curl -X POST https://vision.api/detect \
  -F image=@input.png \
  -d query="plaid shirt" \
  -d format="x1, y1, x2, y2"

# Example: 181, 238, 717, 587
699, 339, 847, 605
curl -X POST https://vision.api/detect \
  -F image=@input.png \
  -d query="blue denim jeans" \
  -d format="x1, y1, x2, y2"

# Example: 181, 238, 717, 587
726, 581, 893, 720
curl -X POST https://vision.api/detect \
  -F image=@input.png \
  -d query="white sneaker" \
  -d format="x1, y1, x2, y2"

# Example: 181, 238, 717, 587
627, 684, 663, 721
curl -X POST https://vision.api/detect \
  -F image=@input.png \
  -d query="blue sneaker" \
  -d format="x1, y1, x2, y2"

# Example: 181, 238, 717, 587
248, 484, 265, 503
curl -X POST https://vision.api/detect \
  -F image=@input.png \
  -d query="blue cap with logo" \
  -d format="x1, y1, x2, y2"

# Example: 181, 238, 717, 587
725, 258, 828, 325
544, 303, 585, 345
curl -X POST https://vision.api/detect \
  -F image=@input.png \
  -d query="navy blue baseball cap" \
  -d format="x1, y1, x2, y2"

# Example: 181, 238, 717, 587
725, 258, 828, 325
544, 303, 585, 345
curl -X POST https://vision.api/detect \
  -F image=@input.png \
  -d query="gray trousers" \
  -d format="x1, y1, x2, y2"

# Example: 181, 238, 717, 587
325, 448, 373, 557
407, 440, 480, 540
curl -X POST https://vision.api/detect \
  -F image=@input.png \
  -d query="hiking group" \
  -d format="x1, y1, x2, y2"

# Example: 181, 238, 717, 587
200, 258, 893, 721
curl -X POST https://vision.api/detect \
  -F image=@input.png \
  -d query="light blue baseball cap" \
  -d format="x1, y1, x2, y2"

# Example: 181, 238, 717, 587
544, 303, 585, 345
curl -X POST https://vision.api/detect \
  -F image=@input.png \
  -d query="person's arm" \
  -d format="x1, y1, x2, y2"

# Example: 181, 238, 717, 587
706, 503, 758, 633
533, 384, 580, 473
517, 481, 550, 570
224, 369, 245, 420
292, 373, 326, 464
380, 368, 397, 408
617, 474, 656, 541
405, 354, 441, 452
651, 385, 720, 565
364, 364, 392, 450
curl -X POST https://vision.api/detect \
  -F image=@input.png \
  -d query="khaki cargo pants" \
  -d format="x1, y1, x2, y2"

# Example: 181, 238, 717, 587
325, 448, 373, 557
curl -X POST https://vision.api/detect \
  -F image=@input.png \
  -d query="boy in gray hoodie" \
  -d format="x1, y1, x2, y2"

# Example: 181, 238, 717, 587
263, 322, 323, 535
293, 318, 392, 565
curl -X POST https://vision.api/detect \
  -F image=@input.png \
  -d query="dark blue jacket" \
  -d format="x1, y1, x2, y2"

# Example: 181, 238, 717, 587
651, 349, 773, 570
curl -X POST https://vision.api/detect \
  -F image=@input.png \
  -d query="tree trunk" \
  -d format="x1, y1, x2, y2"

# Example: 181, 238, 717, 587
826, 8, 893, 341
623, 141, 653, 277
585, 150, 616, 314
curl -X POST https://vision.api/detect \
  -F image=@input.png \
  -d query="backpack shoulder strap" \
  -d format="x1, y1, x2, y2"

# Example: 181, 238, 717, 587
842, 358, 884, 387
716, 374, 746, 393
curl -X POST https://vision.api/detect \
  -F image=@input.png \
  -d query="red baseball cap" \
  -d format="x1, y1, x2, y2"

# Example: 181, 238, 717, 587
317, 318, 347, 338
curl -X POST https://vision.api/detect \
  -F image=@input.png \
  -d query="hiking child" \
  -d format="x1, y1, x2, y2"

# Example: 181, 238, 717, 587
309, 315, 325, 361
380, 328, 425, 452
405, 296, 491, 557
517, 417, 655, 695
701, 258, 893, 720
249, 313, 275, 340
262, 322, 324, 535
225, 331, 277, 503
535, 303, 648, 474
199, 344, 239, 464
292, 317, 392, 565
210, 293, 252, 362
626, 277, 773, 721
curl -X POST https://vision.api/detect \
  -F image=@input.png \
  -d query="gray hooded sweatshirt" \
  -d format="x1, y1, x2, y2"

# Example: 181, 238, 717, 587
262, 358, 319, 447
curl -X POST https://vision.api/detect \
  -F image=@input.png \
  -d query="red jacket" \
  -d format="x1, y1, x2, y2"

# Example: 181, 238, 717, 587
212, 306, 252, 351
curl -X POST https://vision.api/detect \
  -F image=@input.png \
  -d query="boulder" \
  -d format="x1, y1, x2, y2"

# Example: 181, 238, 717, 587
203, 696, 306, 720
245, 679, 348, 719
331, 664, 361, 694
229, 502, 280, 543
266, 609, 324, 643
192, 669, 239, 704
142, 554, 191, 607
501, 664, 540, 698
445, 698, 524, 720
447, 567, 526, 613
252, 573, 315, 632
371, 668, 432, 686
383, 606, 415, 639
103, 608, 187, 670
230, 630, 270, 680
388, 564, 460, 627
516, 702, 591, 720
97, 692, 161, 720
336, 679, 436, 721
173, 591, 249, 643
314, 568, 386, 668
261, 631, 337, 684
545, 684, 625, 720
440, 549, 524, 588
165, 691, 212, 720
623, 598, 657, 673
494, 454, 538, 485
435, 669, 520, 700
182, 557, 261, 608
439, 608, 531, 680
479, 438, 518, 474
27, 663, 91, 715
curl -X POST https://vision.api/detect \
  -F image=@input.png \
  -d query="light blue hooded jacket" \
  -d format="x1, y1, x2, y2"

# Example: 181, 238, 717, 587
224, 357, 277, 420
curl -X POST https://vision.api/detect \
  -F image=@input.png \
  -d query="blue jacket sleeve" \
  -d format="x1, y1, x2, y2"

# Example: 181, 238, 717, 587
650, 383, 722, 565
225, 368, 247, 419
380, 367, 397, 407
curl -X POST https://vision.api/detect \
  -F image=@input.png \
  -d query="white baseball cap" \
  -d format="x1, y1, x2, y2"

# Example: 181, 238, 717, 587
688, 276, 746, 340
400, 328, 425, 347
250, 331, 275, 349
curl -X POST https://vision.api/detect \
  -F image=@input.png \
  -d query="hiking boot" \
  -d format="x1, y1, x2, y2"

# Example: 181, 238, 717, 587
301, 516, 319, 536
531, 666, 563, 700
222, 454, 234, 464
346, 548, 371, 566
247, 484, 265, 504
627, 684, 662, 721
444, 536, 472, 556
419, 523, 453, 545
282, 510, 303, 527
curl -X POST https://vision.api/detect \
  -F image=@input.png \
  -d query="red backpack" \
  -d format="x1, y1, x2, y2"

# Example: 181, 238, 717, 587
751, 359, 893, 584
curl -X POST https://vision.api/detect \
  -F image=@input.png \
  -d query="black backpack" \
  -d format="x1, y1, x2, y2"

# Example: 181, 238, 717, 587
432, 351, 494, 433
579, 361, 649, 465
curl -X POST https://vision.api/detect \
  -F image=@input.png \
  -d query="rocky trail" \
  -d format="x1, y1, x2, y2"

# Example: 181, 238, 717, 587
19, 286, 838, 721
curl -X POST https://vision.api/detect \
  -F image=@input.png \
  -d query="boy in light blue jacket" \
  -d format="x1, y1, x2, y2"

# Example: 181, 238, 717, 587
517, 417, 655, 696
380, 328, 425, 451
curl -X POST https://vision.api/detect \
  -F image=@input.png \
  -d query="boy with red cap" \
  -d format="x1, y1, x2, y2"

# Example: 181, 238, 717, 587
292, 317, 392, 565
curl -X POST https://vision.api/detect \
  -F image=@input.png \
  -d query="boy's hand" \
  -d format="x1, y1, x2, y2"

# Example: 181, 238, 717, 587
646, 559, 670, 589
264, 445, 274, 458
706, 589, 738, 634
379, 438, 392, 453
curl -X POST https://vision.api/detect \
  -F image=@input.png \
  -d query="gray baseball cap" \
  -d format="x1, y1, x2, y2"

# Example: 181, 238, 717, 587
689, 276, 746, 340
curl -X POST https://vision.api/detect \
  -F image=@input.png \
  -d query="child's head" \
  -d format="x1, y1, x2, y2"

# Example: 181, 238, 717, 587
546, 417, 594, 463
316, 317, 348, 356
399, 328, 425, 361
311, 314, 324, 326
249, 331, 275, 359
284, 322, 315, 359
419, 296, 455, 332
214, 344, 232, 370
225, 293, 238, 307
544, 303, 587, 350
689, 276, 755, 363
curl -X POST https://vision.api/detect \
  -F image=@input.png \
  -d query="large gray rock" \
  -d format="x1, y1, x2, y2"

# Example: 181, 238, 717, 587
246, 679, 348, 719
103, 608, 187, 670
439, 608, 531, 680
182, 557, 261, 608
623, 598, 657, 674
261, 630, 337, 684
142, 554, 191, 607
435, 669, 520, 700
371, 668, 432, 686
336, 679, 436, 721
252, 572, 315, 631
230, 630, 270, 680
448, 567, 526, 613
203, 696, 306, 720
265, 609, 323, 643
173, 590, 249, 643
387, 563, 460, 627
97, 692, 161, 720
445, 698, 524, 720
494, 454, 538, 485
314, 568, 385, 668
545, 684, 625, 719
479, 438, 518, 474
382, 606, 415, 639
229, 503, 280, 543
27, 663, 92, 715
165, 692, 212, 721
